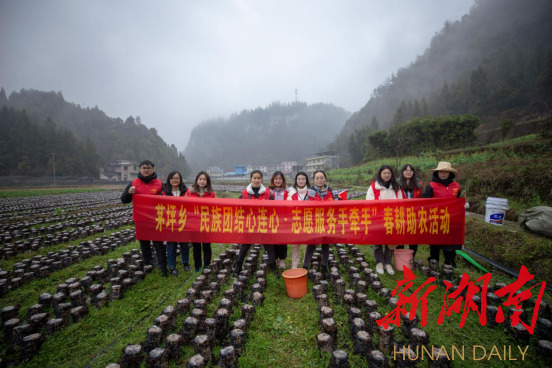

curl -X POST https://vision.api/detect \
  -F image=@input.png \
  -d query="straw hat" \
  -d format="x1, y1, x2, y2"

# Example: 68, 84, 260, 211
430, 161, 458, 175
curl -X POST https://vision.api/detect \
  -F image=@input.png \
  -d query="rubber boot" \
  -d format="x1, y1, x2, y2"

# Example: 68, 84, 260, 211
269, 263, 280, 278
233, 261, 243, 277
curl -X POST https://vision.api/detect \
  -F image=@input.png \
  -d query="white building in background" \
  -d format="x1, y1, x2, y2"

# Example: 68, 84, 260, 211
247, 161, 297, 178
305, 151, 340, 177
281, 161, 297, 174
246, 164, 268, 177
101, 160, 139, 181
207, 166, 224, 181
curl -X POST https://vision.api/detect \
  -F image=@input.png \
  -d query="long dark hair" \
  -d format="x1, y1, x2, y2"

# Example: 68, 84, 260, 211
192, 171, 213, 193
294, 171, 310, 189
269, 171, 287, 189
398, 164, 421, 192
165, 171, 187, 194
375, 165, 400, 191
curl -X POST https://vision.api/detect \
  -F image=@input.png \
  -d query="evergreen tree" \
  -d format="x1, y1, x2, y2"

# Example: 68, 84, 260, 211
0, 88, 7, 107
469, 66, 491, 114
370, 116, 380, 130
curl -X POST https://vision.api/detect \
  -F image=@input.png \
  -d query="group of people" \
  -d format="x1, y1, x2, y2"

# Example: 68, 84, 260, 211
366, 161, 466, 275
122, 159, 465, 279
121, 160, 215, 277
232, 169, 341, 279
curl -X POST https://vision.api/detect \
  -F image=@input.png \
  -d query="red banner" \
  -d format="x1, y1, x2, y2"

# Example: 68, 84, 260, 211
132, 195, 465, 245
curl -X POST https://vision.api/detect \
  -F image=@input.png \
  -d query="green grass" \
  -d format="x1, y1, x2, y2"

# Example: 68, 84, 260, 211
328, 134, 549, 186
4, 238, 551, 368
486, 134, 538, 147
2, 183, 551, 367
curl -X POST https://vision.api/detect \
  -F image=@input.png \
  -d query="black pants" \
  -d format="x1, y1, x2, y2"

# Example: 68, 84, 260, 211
192, 242, 212, 270
274, 244, 288, 260
303, 244, 329, 268
429, 246, 458, 267
237, 244, 276, 265
139, 240, 167, 270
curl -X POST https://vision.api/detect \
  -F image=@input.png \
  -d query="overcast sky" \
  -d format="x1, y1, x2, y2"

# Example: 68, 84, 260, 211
0, 0, 473, 151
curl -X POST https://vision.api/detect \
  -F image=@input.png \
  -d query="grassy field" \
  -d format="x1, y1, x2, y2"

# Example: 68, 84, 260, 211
1, 138, 551, 367
2, 236, 550, 367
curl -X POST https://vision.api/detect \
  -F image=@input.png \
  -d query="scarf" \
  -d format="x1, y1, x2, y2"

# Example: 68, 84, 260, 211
296, 186, 308, 200
314, 184, 329, 199
272, 187, 285, 200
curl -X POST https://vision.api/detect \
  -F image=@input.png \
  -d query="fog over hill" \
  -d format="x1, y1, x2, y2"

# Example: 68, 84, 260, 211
334, 0, 552, 165
184, 102, 350, 172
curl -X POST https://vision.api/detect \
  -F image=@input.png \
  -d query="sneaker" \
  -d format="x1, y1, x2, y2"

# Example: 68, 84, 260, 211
273, 268, 281, 279
183, 264, 191, 272
161, 268, 168, 278
376, 263, 384, 275
278, 259, 286, 269
385, 264, 395, 275
169, 268, 179, 277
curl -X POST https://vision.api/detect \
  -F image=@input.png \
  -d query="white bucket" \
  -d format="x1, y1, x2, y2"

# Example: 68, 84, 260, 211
484, 197, 509, 226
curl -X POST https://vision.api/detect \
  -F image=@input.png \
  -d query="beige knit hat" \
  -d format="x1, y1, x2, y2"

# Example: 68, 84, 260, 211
430, 161, 458, 175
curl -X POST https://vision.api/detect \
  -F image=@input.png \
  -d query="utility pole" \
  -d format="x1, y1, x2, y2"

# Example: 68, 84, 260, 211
52, 152, 56, 185
295, 89, 298, 103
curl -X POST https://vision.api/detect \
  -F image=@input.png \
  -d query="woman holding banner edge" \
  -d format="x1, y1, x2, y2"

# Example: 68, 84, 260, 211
366, 164, 404, 275
303, 170, 341, 280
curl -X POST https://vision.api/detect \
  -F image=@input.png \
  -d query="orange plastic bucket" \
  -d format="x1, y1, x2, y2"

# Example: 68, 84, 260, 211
282, 268, 308, 298
394, 249, 414, 271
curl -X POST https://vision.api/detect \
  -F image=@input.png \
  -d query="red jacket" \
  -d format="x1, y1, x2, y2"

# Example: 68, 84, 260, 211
428, 181, 461, 198
186, 189, 216, 198
270, 188, 291, 200
291, 191, 309, 201
240, 184, 273, 200
131, 177, 162, 196
307, 186, 337, 201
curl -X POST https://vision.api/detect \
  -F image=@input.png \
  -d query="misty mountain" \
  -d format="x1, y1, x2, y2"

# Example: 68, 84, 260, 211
184, 102, 350, 172
335, 0, 552, 165
0, 105, 100, 177
0, 88, 189, 177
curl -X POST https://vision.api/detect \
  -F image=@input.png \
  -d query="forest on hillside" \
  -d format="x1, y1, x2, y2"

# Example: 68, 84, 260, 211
0, 106, 100, 177
0, 88, 189, 177
334, 0, 552, 165
184, 102, 350, 172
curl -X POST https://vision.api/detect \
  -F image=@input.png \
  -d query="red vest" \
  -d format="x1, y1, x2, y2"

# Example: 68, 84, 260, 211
187, 189, 216, 198
241, 188, 272, 200
370, 182, 405, 200
132, 177, 162, 195
413, 181, 422, 198
429, 181, 461, 198
402, 181, 423, 199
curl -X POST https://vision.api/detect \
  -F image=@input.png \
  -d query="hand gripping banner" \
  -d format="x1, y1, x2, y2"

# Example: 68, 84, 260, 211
132, 195, 465, 245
